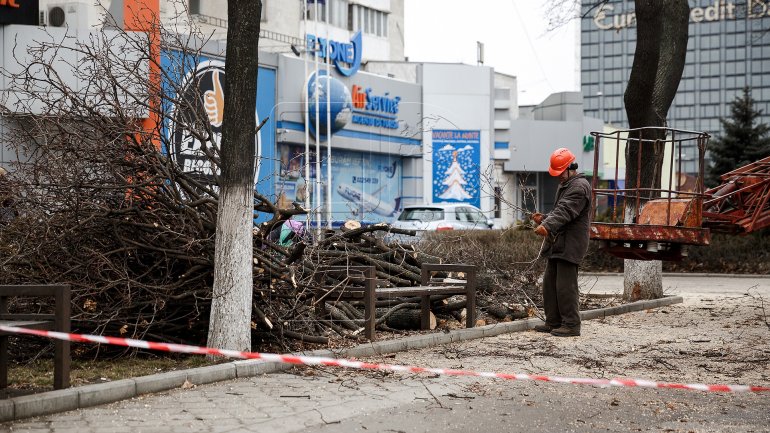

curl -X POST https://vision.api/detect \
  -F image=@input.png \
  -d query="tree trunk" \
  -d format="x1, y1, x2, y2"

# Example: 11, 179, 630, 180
207, 0, 262, 352
623, 257, 662, 301
622, 0, 689, 300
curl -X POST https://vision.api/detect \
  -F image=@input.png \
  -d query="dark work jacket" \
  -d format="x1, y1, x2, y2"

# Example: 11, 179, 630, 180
540, 174, 592, 265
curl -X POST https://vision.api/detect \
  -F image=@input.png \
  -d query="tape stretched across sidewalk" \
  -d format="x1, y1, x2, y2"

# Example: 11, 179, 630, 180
1, 324, 768, 394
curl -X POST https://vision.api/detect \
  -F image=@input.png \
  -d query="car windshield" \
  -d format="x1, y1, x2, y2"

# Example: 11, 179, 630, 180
398, 208, 445, 222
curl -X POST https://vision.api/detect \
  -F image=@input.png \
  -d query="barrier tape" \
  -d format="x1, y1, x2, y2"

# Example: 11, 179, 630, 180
1, 324, 768, 394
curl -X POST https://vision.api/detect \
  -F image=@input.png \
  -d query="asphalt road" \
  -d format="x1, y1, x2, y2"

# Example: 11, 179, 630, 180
4, 274, 770, 433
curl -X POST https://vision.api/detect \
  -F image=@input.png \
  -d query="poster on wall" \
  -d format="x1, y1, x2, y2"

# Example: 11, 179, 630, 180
277, 144, 401, 225
431, 130, 481, 208
160, 52, 277, 222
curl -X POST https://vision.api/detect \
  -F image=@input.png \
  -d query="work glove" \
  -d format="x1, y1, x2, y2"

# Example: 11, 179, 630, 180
532, 212, 544, 225
534, 225, 548, 237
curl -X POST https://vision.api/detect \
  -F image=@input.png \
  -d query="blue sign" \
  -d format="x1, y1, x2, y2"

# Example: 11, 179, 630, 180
306, 31, 362, 77
431, 130, 481, 208
160, 51, 277, 221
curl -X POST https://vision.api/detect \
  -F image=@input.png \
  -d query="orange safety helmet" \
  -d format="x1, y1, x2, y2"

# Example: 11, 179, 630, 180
548, 148, 576, 177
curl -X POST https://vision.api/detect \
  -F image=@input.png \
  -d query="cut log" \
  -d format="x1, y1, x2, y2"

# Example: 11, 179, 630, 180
385, 308, 436, 330
507, 303, 529, 320
485, 304, 510, 320
484, 303, 528, 320
342, 220, 362, 231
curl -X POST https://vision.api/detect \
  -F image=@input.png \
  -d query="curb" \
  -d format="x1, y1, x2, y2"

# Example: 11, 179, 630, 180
0, 295, 683, 422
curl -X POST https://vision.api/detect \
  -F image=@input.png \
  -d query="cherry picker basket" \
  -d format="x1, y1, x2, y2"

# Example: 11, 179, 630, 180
589, 127, 711, 261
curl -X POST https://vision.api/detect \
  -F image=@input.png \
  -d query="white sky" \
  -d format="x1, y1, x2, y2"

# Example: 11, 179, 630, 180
404, 0, 579, 106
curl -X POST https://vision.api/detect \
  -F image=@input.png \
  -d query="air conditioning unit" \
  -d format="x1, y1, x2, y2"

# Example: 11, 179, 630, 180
43, 2, 91, 29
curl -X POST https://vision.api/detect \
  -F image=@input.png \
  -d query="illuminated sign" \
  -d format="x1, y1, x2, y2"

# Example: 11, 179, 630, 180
350, 84, 400, 129
592, 0, 770, 31
0, 0, 39, 24
306, 31, 362, 77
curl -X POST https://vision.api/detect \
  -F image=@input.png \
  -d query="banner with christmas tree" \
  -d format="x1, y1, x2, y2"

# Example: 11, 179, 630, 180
431, 130, 480, 208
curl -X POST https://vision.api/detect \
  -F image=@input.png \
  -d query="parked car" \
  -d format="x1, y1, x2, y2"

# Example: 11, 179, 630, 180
386, 203, 493, 243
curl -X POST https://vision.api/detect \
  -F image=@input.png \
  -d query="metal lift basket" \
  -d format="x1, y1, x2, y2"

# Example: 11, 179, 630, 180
589, 127, 711, 261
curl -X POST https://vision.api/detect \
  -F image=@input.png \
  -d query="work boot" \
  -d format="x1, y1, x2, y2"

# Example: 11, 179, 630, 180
550, 326, 580, 337
534, 324, 557, 333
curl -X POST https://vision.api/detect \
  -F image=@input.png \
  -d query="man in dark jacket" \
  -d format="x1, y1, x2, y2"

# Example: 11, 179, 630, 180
532, 148, 592, 337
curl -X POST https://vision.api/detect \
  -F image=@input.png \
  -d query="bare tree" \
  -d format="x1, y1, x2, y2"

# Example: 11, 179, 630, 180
622, 0, 690, 300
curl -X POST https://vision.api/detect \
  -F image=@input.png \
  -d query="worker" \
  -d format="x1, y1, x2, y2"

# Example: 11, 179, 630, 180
531, 148, 592, 337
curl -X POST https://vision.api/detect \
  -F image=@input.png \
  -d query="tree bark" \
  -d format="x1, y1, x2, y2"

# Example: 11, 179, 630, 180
623, 0, 689, 300
207, 0, 262, 352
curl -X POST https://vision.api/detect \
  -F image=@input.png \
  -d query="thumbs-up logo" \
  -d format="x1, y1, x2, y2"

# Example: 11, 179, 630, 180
169, 61, 262, 187
203, 70, 224, 127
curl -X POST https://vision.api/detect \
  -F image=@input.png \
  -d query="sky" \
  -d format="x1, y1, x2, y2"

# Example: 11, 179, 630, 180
404, 0, 579, 106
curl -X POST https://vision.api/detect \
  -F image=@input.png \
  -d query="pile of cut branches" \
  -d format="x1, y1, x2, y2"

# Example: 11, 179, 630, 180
0, 122, 444, 349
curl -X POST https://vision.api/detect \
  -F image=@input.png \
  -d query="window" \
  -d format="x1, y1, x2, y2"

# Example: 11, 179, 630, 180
494, 186, 502, 219
348, 4, 388, 36
306, 2, 326, 21
328, 0, 347, 28
455, 207, 470, 222
605, 42, 620, 55
398, 208, 444, 222
189, 0, 200, 14
261, 0, 267, 21
382, 12, 388, 37
468, 208, 487, 224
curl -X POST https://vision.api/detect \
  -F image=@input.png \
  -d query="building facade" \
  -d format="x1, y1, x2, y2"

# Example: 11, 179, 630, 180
159, 0, 405, 65
581, 0, 770, 174
2, 0, 602, 228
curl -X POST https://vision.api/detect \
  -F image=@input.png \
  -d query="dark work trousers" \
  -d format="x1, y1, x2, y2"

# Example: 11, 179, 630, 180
542, 258, 581, 330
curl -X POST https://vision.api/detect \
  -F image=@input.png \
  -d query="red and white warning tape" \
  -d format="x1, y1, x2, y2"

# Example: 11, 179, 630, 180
2, 324, 768, 394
